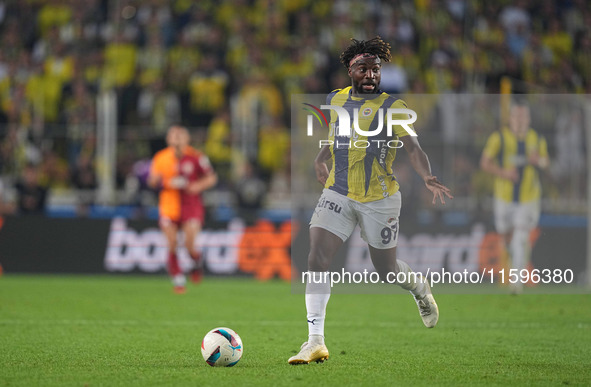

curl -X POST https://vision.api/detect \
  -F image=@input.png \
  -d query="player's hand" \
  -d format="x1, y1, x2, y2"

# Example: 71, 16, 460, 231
500, 167, 518, 182
528, 152, 539, 166
315, 161, 329, 186
169, 176, 188, 189
147, 173, 161, 189
528, 153, 549, 169
424, 175, 453, 205
186, 181, 202, 195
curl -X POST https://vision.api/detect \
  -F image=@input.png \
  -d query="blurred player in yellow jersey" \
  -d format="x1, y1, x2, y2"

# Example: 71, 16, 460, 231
480, 100, 549, 294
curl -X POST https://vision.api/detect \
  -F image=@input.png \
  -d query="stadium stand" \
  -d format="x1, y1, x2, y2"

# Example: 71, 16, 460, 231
0, 0, 589, 218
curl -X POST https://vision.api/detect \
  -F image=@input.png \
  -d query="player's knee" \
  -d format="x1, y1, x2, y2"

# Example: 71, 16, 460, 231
307, 252, 330, 272
167, 239, 178, 251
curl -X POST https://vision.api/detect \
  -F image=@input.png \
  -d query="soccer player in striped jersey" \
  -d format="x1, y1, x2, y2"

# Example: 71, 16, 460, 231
480, 100, 549, 294
289, 37, 453, 365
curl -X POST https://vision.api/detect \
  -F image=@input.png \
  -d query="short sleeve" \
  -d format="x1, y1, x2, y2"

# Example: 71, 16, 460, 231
538, 135, 548, 158
482, 132, 501, 160
326, 89, 340, 105
198, 154, 213, 174
150, 153, 163, 176
389, 99, 415, 138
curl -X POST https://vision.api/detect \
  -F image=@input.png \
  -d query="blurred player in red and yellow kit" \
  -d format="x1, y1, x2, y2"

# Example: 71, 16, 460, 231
148, 126, 217, 293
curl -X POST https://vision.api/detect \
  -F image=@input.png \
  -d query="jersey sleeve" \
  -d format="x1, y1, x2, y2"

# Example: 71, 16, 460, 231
389, 99, 416, 138
538, 135, 549, 158
196, 153, 214, 175
149, 153, 164, 177
325, 89, 340, 105
150, 151, 177, 189
482, 132, 501, 160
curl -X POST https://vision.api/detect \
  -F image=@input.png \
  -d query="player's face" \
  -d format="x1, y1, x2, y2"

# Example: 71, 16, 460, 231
166, 128, 182, 148
349, 57, 381, 94
509, 106, 530, 137
166, 126, 189, 149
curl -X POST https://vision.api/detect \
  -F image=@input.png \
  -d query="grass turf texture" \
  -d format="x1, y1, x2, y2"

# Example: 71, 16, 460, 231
1, 276, 590, 386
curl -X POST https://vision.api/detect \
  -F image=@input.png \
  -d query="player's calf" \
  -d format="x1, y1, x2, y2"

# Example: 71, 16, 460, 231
189, 251, 203, 283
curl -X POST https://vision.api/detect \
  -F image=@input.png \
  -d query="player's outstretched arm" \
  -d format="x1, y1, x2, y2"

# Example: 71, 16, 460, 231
480, 153, 518, 182
147, 173, 161, 189
148, 154, 186, 190
314, 145, 331, 185
147, 162, 162, 189
187, 172, 218, 195
527, 152, 549, 169
148, 168, 187, 190
402, 135, 453, 205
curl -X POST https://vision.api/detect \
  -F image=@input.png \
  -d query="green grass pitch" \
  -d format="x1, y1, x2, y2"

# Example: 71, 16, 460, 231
1, 275, 590, 386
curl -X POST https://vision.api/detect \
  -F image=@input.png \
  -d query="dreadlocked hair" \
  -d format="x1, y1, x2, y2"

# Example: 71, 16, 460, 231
339, 36, 392, 69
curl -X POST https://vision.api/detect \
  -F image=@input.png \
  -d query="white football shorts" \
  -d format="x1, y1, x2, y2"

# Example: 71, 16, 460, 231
493, 198, 541, 233
309, 188, 402, 249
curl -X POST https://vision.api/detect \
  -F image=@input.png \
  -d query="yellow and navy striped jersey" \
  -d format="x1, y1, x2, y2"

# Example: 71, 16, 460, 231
324, 86, 413, 202
482, 127, 548, 203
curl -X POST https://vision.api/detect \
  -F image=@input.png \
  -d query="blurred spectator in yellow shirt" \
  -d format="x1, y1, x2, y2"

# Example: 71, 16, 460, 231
187, 54, 229, 128
102, 30, 138, 89
257, 117, 289, 180
37, 0, 72, 38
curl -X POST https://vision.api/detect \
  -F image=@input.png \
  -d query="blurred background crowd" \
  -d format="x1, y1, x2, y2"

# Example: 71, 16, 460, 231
0, 0, 588, 220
